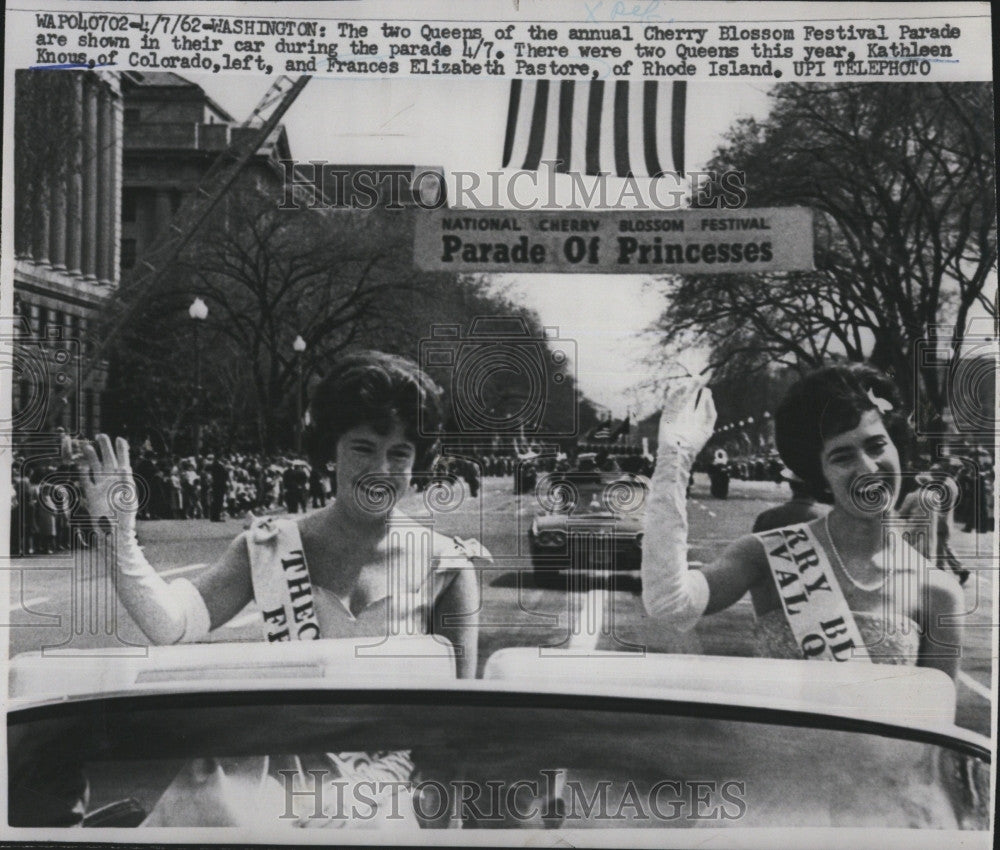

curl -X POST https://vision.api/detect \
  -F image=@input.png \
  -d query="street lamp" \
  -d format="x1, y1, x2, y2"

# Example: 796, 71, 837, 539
188, 297, 208, 458
293, 334, 306, 454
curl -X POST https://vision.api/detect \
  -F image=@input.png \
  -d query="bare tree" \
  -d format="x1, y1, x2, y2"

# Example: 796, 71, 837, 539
181, 183, 426, 449
105, 180, 425, 451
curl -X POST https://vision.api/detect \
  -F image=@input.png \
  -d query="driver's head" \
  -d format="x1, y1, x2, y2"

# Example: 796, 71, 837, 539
10, 757, 89, 827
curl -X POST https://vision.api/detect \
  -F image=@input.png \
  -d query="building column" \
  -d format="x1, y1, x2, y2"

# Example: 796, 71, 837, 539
65, 73, 84, 276
96, 81, 112, 285
31, 87, 51, 266
110, 82, 123, 286
49, 156, 67, 271
77, 315, 89, 358
81, 75, 98, 281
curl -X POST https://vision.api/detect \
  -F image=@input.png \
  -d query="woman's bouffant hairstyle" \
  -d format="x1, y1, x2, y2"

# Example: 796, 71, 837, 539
774, 364, 913, 502
304, 351, 444, 472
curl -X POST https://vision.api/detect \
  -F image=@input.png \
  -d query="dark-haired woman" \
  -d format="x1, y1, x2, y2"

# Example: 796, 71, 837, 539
641, 364, 965, 680
66, 351, 483, 825
64, 350, 481, 678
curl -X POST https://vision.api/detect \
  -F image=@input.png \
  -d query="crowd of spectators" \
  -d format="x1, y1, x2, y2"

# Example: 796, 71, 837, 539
9, 452, 334, 555
130, 452, 333, 521
10, 440, 993, 556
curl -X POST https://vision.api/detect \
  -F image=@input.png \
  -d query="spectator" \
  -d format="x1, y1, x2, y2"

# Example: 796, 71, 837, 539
309, 464, 327, 508
208, 454, 229, 522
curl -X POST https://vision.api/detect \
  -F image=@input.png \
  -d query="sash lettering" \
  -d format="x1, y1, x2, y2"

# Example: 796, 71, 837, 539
262, 606, 291, 642
248, 522, 322, 642
756, 524, 870, 663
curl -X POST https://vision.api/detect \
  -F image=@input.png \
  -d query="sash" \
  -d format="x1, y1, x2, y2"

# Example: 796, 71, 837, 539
754, 524, 870, 663
246, 516, 321, 642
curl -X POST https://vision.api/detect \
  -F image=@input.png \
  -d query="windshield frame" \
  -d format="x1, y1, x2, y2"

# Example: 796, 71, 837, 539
8, 686, 991, 762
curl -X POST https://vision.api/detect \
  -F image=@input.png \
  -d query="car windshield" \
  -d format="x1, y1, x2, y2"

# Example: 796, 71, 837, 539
9, 689, 991, 830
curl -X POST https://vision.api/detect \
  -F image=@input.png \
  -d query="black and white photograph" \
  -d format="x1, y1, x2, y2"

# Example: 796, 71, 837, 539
1, 0, 996, 844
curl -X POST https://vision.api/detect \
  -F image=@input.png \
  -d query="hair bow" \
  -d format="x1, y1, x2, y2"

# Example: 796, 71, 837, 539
866, 387, 894, 414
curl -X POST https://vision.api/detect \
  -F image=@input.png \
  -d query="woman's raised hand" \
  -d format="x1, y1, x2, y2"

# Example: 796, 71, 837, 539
61, 434, 141, 535
658, 380, 717, 456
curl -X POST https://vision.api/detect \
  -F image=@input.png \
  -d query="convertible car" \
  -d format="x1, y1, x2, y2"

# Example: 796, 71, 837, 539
528, 470, 648, 582
7, 638, 992, 839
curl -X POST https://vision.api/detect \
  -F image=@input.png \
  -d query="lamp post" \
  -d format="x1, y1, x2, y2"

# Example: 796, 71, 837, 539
293, 335, 306, 455
188, 297, 208, 458
761, 410, 773, 451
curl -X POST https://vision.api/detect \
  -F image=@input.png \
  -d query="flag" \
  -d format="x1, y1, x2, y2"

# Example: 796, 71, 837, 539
589, 414, 630, 442
502, 80, 686, 178
591, 424, 612, 441
609, 415, 631, 442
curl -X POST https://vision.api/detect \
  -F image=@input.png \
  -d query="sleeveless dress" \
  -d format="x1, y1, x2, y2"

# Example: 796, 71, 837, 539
752, 610, 922, 665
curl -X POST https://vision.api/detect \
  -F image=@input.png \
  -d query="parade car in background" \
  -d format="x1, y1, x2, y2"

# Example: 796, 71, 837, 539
7, 640, 991, 836
528, 466, 648, 582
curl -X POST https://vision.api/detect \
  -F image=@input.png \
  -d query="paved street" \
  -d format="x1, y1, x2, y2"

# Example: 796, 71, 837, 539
5, 475, 995, 735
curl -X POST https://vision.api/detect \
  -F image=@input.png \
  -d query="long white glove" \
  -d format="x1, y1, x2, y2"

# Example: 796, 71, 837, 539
641, 381, 716, 630
66, 435, 211, 645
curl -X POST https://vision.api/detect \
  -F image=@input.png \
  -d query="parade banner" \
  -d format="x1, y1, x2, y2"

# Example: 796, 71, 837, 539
414, 207, 814, 273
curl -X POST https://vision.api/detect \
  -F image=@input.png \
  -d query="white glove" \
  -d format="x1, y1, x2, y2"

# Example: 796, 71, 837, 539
657, 379, 718, 459
69, 433, 139, 536
642, 382, 716, 629
64, 435, 210, 645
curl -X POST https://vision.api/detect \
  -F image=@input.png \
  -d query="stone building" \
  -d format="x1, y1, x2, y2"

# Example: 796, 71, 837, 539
13, 70, 122, 437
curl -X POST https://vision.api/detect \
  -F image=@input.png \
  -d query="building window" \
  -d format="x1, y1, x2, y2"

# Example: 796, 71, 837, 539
122, 238, 136, 270
125, 108, 141, 125
122, 189, 138, 223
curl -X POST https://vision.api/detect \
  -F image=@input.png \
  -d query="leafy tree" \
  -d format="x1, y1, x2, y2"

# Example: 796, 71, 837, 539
656, 82, 996, 415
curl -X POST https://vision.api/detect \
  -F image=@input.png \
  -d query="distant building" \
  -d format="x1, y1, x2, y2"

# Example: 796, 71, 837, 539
120, 71, 293, 270
12, 69, 451, 449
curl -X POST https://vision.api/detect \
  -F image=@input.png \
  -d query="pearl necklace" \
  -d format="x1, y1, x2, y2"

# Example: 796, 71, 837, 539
824, 514, 890, 592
